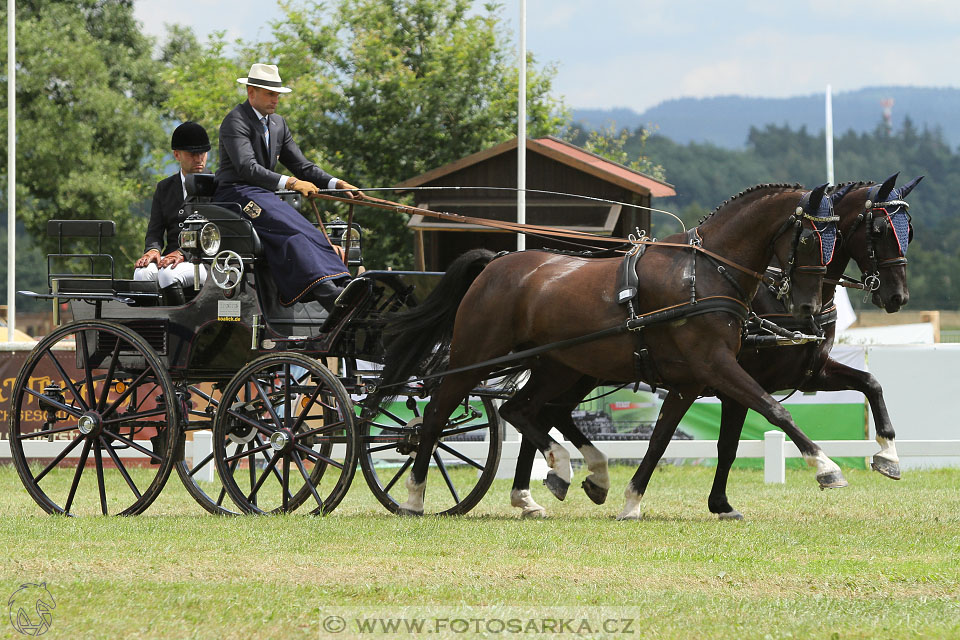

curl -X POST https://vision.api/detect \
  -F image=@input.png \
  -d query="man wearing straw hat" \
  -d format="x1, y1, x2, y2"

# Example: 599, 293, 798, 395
215, 63, 361, 309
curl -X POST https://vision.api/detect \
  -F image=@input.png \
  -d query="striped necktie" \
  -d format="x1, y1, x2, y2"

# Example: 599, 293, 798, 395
261, 116, 269, 147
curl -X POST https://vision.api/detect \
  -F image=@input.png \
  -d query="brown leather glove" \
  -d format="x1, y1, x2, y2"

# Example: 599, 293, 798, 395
291, 180, 319, 197
336, 179, 364, 200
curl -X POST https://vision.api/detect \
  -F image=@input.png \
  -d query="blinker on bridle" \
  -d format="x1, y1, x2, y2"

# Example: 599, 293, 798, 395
848, 183, 913, 295
772, 189, 840, 301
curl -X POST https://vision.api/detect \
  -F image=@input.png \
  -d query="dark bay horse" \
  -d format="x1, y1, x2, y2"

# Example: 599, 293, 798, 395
377, 184, 839, 515
507, 173, 922, 519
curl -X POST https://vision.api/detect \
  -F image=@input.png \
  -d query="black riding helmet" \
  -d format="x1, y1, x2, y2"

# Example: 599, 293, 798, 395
171, 121, 211, 153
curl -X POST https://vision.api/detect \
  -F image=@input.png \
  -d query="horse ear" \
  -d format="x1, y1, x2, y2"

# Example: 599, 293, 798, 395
899, 175, 924, 199
830, 183, 854, 205
808, 182, 829, 211
877, 172, 899, 201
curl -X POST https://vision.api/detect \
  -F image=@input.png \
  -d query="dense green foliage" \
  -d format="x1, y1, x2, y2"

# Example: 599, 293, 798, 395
630, 120, 960, 310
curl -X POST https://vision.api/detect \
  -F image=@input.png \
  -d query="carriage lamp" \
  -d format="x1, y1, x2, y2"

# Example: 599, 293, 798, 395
200, 222, 222, 256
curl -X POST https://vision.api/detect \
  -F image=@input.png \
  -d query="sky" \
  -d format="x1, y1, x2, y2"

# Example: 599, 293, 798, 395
134, 0, 960, 113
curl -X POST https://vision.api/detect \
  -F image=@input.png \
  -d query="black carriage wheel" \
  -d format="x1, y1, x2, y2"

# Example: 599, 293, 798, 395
358, 389, 503, 516
8, 320, 178, 516
172, 385, 241, 516
212, 353, 358, 515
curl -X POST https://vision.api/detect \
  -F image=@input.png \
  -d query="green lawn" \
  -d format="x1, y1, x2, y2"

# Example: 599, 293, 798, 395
1, 463, 958, 639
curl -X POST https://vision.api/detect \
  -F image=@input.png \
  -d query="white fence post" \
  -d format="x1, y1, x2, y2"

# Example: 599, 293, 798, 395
192, 430, 214, 483
764, 430, 786, 484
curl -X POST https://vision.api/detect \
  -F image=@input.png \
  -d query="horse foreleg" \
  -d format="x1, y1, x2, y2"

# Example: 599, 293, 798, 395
618, 390, 697, 520
802, 357, 900, 480
715, 358, 847, 490
707, 398, 748, 520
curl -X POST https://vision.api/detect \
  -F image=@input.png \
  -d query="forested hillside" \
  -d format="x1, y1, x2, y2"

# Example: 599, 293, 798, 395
621, 120, 959, 310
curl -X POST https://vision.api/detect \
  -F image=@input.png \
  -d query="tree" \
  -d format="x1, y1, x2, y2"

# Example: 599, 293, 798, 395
164, 0, 567, 268
2, 2, 168, 264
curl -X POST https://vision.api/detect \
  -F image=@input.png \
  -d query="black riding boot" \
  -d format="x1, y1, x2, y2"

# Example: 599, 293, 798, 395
161, 284, 186, 306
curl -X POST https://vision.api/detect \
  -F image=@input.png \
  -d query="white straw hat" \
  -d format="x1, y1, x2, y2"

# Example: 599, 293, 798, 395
237, 63, 292, 93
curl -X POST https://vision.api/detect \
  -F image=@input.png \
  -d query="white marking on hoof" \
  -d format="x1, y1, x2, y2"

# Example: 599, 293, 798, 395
580, 444, 610, 491
544, 443, 572, 484
396, 474, 426, 516
804, 449, 841, 477
510, 489, 547, 518
717, 510, 744, 521
616, 485, 643, 521
875, 436, 900, 464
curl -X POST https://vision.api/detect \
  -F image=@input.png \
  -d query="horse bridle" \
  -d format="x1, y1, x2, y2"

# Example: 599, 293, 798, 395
769, 191, 840, 301
843, 185, 913, 293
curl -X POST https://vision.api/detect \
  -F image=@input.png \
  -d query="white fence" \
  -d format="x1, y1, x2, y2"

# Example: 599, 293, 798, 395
5, 432, 960, 485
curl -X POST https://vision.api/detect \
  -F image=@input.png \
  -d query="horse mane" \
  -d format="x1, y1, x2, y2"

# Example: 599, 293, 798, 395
829, 180, 873, 194
698, 183, 803, 225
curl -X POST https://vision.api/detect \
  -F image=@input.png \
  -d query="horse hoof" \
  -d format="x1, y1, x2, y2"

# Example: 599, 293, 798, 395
615, 512, 643, 521
521, 507, 548, 519
543, 472, 570, 501
871, 457, 902, 480
817, 471, 849, 490
717, 510, 744, 521
581, 478, 608, 505
396, 507, 424, 517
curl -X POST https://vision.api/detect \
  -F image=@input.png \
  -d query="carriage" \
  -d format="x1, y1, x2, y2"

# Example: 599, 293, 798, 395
7, 175, 504, 517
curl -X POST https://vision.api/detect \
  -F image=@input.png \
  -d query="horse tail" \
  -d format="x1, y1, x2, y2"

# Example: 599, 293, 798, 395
376, 248, 497, 399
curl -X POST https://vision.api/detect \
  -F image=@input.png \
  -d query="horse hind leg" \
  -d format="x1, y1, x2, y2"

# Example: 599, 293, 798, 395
511, 438, 548, 518
546, 400, 609, 504
708, 397, 748, 520
396, 371, 486, 516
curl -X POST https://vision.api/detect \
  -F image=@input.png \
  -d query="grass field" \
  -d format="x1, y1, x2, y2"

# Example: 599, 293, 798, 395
1, 462, 958, 639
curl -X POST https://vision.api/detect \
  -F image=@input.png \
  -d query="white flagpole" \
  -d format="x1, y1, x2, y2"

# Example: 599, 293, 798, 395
517, 0, 526, 251
6, 0, 15, 343
825, 84, 834, 185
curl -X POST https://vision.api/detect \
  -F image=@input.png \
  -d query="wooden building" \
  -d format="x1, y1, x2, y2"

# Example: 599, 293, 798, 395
395, 136, 675, 270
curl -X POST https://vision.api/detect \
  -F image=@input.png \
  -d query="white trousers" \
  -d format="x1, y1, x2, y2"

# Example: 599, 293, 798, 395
133, 262, 208, 289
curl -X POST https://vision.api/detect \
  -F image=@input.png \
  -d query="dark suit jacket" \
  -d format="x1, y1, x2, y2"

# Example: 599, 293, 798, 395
144, 172, 185, 253
215, 101, 335, 190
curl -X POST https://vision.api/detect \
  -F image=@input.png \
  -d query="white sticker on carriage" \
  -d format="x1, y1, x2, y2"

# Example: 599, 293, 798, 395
217, 299, 241, 321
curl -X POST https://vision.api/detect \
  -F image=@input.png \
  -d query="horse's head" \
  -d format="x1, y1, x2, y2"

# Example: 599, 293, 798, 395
770, 183, 838, 319
837, 173, 922, 313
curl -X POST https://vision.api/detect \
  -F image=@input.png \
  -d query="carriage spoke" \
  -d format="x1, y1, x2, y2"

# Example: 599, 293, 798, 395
187, 451, 215, 477
289, 383, 327, 433
436, 442, 485, 470
378, 407, 408, 425
21, 388, 83, 420
254, 435, 290, 489
102, 407, 167, 425
97, 341, 122, 411
292, 450, 324, 510
295, 421, 346, 440
246, 447, 281, 504
223, 441, 271, 464
441, 422, 490, 438
43, 350, 89, 412
64, 438, 93, 515
18, 422, 82, 440
78, 333, 97, 409
94, 445, 108, 515
34, 434, 85, 483
101, 428, 163, 462
364, 442, 403, 454
247, 441, 258, 505
293, 442, 344, 470
433, 450, 460, 504
101, 436, 141, 500
101, 368, 152, 420
283, 364, 292, 430
365, 422, 408, 433
383, 457, 414, 493
251, 378, 284, 432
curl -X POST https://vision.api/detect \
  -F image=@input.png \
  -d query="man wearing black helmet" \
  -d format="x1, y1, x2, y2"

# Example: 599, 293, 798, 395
134, 121, 210, 303
215, 63, 362, 311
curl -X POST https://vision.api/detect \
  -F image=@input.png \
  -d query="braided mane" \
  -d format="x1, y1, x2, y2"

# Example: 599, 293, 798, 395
698, 183, 803, 225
